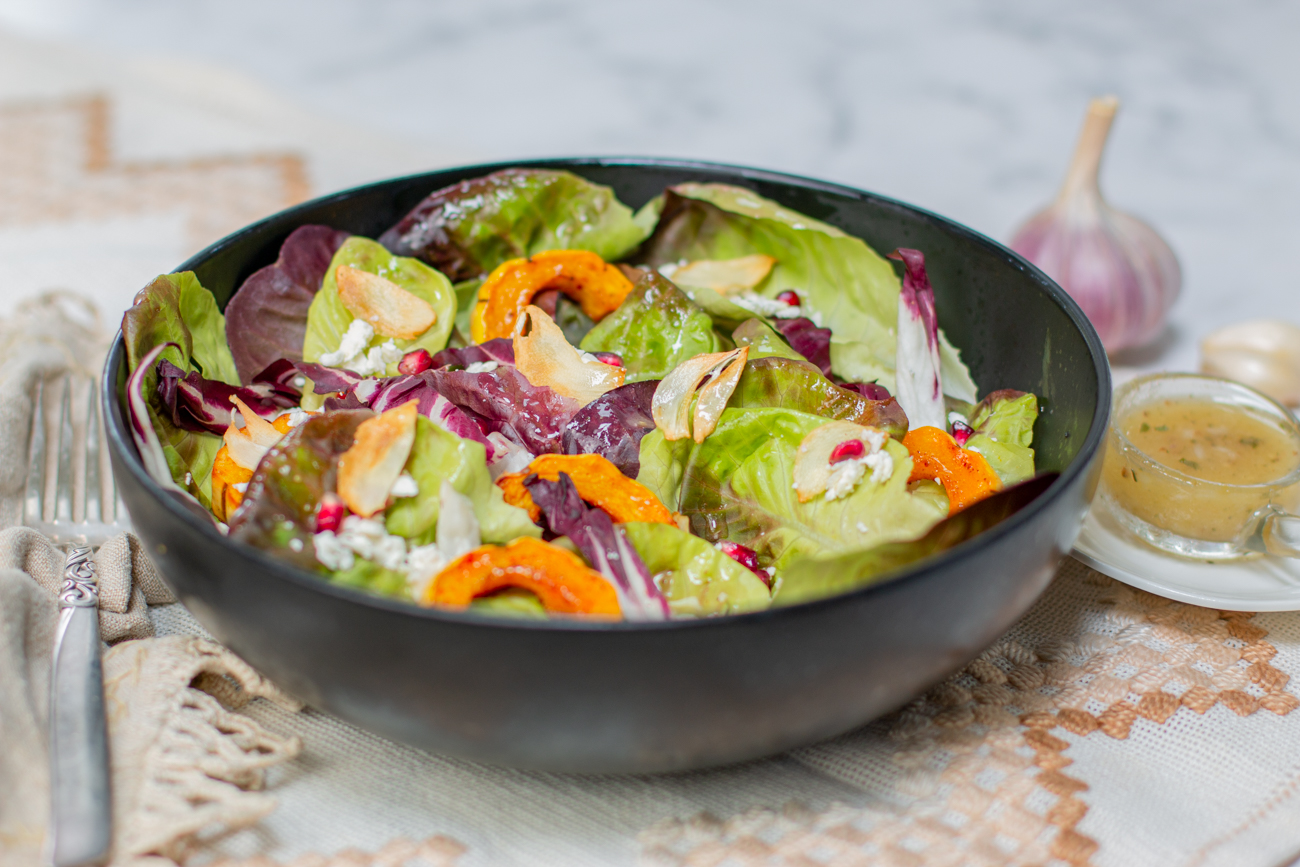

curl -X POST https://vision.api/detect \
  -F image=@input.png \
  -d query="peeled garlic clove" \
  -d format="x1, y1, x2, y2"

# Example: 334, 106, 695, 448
1010, 96, 1181, 353
1200, 319, 1300, 406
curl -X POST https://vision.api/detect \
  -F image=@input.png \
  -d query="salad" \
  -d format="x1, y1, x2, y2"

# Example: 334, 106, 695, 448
121, 169, 1044, 621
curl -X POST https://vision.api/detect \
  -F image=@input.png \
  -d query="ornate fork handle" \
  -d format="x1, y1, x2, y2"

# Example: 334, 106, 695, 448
48, 545, 111, 867
59, 547, 99, 608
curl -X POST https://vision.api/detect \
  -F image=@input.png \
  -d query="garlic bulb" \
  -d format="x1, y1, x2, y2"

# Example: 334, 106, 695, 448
1010, 96, 1181, 352
1200, 319, 1300, 406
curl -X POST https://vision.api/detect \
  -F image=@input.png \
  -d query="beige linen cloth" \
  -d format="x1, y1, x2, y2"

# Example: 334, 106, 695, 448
0, 296, 303, 867
8, 24, 1300, 867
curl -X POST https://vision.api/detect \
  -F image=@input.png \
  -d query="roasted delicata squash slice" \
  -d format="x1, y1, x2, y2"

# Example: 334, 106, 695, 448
471, 249, 635, 342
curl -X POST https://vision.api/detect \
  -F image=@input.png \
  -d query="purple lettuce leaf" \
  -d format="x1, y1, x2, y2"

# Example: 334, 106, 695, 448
773, 318, 832, 376
431, 338, 516, 369
225, 225, 351, 383
561, 380, 658, 478
291, 362, 364, 397
889, 248, 945, 430
525, 473, 669, 620
156, 358, 297, 435
424, 366, 579, 455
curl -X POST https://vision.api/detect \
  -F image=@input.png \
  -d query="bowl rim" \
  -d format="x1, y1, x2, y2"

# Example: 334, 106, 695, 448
102, 155, 1112, 633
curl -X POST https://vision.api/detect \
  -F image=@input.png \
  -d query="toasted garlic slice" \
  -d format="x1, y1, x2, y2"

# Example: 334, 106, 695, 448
691, 347, 749, 443
223, 396, 286, 471
337, 400, 419, 517
337, 265, 436, 340
652, 347, 748, 442
668, 255, 777, 296
793, 420, 887, 503
1200, 319, 1300, 407
513, 305, 624, 405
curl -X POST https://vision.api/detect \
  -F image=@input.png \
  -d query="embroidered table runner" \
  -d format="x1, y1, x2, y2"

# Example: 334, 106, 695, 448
3, 26, 1300, 867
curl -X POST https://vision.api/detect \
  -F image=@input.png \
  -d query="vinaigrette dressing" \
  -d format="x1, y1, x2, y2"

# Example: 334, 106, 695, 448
1119, 399, 1300, 485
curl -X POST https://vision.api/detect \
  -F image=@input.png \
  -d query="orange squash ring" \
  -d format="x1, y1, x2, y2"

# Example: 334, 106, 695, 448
495, 454, 676, 525
424, 537, 620, 617
470, 249, 635, 342
903, 425, 1002, 515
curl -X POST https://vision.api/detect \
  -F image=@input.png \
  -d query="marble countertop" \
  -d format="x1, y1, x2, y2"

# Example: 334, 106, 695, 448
2, 0, 1296, 375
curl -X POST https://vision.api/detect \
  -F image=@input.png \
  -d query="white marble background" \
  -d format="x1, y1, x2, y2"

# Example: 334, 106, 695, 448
2, 0, 1297, 373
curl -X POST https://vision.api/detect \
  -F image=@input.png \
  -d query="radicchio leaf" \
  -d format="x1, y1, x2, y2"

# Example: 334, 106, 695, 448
225, 225, 351, 383
423, 366, 579, 455
562, 380, 658, 478
366, 374, 495, 454
431, 338, 516, 369
773, 317, 832, 376
156, 359, 297, 435
889, 248, 946, 430
525, 472, 669, 620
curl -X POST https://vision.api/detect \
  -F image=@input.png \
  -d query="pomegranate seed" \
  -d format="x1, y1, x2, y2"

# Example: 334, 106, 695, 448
316, 493, 347, 533
776, 290, 801, 307
592, 352, 624, 367
717, 540, 766, 580
398, 349, 433, 375
829, 439, 866, 463
952, 420, 974, 447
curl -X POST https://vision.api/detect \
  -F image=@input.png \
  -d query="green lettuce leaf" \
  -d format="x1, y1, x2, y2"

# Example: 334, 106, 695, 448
379, 169, 651, 282
303, 237, 456, 370
730, 318, 811, 365
469, 589, 547, 619
329, 560, 409, 598
635, 430, 693, 511
120, 272, 236, 508
731, 357, 910, 439
773, 474, 1057, 606
679, 407, 948, 569
641, 184, 977, 401
385, 416, 539, 545
580, 270, 719, 382
621, 522, 770, 616
964, 390, 1039, 486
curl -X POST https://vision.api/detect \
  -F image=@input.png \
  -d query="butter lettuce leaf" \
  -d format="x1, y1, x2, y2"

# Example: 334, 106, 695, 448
773, 474, 1057, 606
635, 430, 694, 512
641, 184, 976, 400
730, 318, 811, 365
579, 271, 719, 382
621, 522, 770, 617
385, 416, 539, 545
379, 169, 649, 282
732, 357, 910, 439
965, 389, 1039, 485
679, 407, 948, 570
303, 237, 456, 371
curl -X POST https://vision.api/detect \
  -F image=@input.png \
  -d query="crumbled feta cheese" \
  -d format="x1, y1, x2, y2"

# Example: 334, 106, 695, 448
864, 449, 894, 484
948, 410, 970, 428
288, 537, 304, 552
824, 430, 893, 500
405, 543, 447, 599
292, 375, 307, 389
313, 530, 354, 571
824, 459, 867, 500
390, 472, 419, 499
465, 360, 499, 374
856, 522, 870, 534
320, 319, 375, 367
730, 291, 803, 319
657, 260, 686, 279
232, 482, 248, 494
286, 408, 312, 428
184, 472, 192, 486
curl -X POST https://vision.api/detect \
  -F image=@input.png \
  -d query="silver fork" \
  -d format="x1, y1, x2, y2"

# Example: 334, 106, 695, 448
26, 372, 132, 867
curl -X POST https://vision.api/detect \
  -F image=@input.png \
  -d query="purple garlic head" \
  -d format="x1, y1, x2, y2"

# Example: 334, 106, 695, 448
1010, 96, 1181, 353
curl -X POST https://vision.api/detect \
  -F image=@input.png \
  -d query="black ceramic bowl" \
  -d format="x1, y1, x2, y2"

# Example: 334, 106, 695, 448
104, 158, 1109, 773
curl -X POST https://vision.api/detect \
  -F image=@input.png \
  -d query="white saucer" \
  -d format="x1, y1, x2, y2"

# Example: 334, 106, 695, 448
1071, 501, 1300, 611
